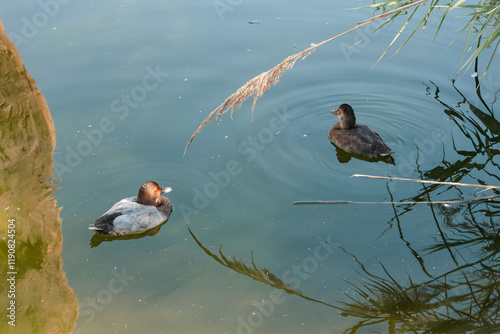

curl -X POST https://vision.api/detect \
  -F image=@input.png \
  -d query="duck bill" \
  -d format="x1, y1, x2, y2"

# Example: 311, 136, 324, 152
162, 187, 173, 194
330, 109, 339, 115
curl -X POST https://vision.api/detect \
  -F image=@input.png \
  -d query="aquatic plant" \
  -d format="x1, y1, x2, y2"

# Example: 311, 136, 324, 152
369, 0, 500, 81
184, 1, 426, 153
184, 0, 499, 153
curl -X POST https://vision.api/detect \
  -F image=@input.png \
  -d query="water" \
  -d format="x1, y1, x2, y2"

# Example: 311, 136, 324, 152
1, 1, 500, 333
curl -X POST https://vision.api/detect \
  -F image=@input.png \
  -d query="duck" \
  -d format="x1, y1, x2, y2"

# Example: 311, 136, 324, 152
329, 104, 393, 159
89, 181, 173, 236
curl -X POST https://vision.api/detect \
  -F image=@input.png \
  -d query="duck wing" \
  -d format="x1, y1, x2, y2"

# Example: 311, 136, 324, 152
90, 212, 124, 234
329, 125, 392, 159
90, 197, 167, 235
111, 205, 166, 234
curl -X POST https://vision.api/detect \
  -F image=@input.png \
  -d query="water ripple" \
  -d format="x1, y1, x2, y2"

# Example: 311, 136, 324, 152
242, 71, 451, 199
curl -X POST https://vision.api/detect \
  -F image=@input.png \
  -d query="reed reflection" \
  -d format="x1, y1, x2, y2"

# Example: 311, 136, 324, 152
190, 213, 500, 333
338, 73, 500, 332
188, 74, 500, 333
188, 228, 338, 310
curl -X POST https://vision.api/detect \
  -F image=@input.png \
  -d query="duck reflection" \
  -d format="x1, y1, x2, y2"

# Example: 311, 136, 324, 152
89, 220, 167, 248
333, 143, 395, 164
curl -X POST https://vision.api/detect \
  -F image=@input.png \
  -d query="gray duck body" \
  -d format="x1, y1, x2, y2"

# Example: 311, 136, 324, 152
89, 181, 173, 236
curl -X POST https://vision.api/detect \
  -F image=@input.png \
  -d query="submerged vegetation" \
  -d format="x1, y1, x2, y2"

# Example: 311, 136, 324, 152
184, 0, 499, 152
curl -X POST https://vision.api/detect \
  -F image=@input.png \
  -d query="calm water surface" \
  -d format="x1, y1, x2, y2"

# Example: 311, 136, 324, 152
2, 0, 500, 333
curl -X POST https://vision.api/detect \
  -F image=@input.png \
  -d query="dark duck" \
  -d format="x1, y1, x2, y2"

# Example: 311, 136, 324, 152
329, 104, 393, 160
89, 181, 173, 236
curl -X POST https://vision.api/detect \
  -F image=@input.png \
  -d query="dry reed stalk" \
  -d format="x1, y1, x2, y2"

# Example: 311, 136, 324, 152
184, 0, 428, 154
294, 194, 500, 205
295, 174, 500, 205
352, 174, 500, 190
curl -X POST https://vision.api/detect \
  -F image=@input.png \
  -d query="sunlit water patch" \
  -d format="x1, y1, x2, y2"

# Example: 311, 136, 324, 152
2, 0, 500, 333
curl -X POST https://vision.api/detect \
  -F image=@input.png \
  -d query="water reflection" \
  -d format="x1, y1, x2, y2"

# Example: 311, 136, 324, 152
0, 20, 78, 333
332, 143, 395, 164
348, 75, 500, 332
188, 228, 338, 310
336, 207, 500, 333
190, 209, 500, 333
188, 74, 500, 333
89, 221, 167, 248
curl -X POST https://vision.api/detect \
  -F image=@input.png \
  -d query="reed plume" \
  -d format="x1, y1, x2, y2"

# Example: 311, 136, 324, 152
184, 0, 428, 154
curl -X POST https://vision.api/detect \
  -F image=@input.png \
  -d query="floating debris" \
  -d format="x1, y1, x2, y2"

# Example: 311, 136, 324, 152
248, 20, 261, 24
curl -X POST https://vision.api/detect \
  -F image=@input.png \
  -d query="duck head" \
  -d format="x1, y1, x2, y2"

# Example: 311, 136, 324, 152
331, 103, 356, 129
137, 181, 172, 206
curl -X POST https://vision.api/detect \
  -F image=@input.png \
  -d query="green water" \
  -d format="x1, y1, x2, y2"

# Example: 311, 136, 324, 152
2, 0, 500, 333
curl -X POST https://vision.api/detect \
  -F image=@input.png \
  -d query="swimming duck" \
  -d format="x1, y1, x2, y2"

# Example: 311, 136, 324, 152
89, 181, 173, 236
329, 104, 393, 159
